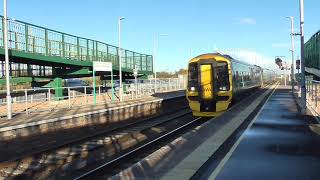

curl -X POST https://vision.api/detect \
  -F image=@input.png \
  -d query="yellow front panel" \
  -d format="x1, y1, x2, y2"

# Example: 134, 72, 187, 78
200, 64, 213, 99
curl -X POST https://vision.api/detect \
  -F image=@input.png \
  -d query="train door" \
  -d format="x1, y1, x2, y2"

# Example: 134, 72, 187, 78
200, 64, 213, 100
199, 63, 216, 112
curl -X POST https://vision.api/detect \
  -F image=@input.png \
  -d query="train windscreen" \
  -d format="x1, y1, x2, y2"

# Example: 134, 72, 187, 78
215, 62, 230, 91
188, 62, 198, 91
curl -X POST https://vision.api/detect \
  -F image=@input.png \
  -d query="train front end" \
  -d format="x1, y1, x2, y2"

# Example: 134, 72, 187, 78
186, 53, 232, 117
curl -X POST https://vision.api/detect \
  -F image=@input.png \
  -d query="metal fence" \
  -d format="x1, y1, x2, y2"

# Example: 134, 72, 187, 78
306, 79, 320, 114
0, 16, 153, 72
0, 77, 186, 117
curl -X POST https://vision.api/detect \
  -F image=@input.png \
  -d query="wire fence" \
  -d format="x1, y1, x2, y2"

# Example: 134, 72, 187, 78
0, 77, 187, 117
305, 78, 320, 115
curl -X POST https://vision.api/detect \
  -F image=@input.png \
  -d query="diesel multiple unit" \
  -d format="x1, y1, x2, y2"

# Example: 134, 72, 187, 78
186, 53, 275, 117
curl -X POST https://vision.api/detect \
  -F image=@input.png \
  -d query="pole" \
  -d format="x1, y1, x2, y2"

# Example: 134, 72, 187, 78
288, 16, 295, 93
284, 63, 287, 86
111, 70, 115, 102
118, 17, 124, 101
153, 36, 157, 93
93, 69, 96, 105
299, 0, 306, 114
134, 70, 137, 99
4, 0, 12, 119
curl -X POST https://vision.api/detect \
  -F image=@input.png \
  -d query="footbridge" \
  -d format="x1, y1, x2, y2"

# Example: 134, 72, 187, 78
0, 16, 153, 89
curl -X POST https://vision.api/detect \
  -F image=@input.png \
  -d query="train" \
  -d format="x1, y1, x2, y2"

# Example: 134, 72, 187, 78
186, 53, 276, 117
305, 30, 320, 78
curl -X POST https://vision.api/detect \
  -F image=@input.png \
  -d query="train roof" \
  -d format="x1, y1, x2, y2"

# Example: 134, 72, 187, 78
194, 53, 260, 67
306, 30, 320, 44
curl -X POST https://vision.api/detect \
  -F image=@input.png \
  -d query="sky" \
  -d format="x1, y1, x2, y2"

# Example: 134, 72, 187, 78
2, 0, 320, 72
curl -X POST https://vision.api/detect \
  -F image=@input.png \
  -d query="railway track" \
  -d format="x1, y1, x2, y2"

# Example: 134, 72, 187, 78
75, 83, 277, 179
0, 106, 193, 179
0, 85, 276, 179
72, 115, 208, 180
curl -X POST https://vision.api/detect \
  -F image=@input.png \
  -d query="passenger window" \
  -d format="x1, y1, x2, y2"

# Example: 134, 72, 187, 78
215, 62, 230, 91
188, 62, 198, 91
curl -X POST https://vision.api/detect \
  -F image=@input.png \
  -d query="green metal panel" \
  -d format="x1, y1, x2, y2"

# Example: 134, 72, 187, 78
62, 34, 65, 57
77, 37, 80, 59
54, 77, 63, 100
45, 29, 48, 55
25, 24, 28, 51
86, 39, 89, 61
0, 48, 93, 67
1, 18, 4, 48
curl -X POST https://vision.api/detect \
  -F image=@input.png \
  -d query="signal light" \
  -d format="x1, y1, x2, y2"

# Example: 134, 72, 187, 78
296, 59, 300, 69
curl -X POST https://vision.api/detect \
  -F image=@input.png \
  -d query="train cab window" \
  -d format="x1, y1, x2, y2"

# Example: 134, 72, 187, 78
188, 62, 198, 91
215, 62, 230, 91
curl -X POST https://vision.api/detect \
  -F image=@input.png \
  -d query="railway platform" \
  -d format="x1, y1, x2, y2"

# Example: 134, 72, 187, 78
212, 86, 320, 180
109, 85, 320, 180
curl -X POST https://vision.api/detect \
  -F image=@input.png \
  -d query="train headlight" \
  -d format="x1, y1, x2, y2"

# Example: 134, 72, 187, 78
219, 86, 227, 91
191, 87, 195, 91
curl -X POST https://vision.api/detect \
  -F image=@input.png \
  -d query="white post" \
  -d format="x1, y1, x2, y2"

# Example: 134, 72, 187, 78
299, 0, 307, 114
135, 77, 137, 99
84, 86, 87, 103
48, 88, 51, 103
4, 0, 12, 119
153, 36, 157, 93
25, 90, 28, 115
287, 16, 295, 93
118, 17, 125, 102
68, 87, 71, 108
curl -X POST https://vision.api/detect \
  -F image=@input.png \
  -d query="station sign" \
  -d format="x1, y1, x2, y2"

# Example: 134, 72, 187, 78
93, 62, 112, 72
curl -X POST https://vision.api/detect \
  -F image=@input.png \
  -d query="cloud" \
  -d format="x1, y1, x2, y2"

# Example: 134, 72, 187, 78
238, 18, 256, 25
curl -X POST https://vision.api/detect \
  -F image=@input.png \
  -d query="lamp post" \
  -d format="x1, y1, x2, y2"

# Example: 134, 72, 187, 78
153, 34, 168, 92
286, 16, 295, 94
118, 17, 125, 101
4, 0, 12, 119
299, 0, 306, 114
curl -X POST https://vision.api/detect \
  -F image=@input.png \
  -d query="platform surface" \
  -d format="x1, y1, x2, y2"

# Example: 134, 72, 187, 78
0, 91, 184, 131
215, 86, 320, 179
